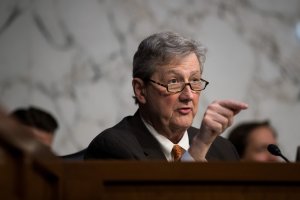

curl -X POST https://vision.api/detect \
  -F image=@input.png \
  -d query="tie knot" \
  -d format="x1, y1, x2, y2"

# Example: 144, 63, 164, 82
172, 144, 185, 161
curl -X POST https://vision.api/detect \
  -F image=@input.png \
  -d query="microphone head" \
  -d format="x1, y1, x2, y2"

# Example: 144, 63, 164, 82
267, 144, 282, 156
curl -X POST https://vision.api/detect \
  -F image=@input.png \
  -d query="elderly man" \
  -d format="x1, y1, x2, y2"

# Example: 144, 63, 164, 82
84, 31, 248, 161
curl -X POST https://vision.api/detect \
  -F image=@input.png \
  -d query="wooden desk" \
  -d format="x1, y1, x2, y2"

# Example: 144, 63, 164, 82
1, 115, 300, 200
62, 161, 300, 200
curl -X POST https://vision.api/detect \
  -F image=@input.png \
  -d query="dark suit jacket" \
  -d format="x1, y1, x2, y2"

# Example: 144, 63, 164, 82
84, 110, 239, 161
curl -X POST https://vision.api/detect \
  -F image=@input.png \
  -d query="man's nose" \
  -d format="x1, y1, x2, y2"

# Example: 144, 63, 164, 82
179, 83, 194, 99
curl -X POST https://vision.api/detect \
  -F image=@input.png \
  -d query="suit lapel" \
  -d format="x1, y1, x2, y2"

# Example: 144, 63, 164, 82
130, 111, 167, 160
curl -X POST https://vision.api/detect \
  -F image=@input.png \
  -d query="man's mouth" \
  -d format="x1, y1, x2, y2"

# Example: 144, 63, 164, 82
177, 107, 192, 115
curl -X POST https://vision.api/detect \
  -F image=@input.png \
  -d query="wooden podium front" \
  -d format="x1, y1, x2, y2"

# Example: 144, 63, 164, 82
62, 161, 300, 200
1, 115, 300, 200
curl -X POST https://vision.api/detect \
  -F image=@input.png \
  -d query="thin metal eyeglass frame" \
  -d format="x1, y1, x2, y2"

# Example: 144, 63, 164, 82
148, 78, 209, 93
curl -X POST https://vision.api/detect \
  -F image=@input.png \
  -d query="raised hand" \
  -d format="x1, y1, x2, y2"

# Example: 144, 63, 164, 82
189, 100, 248, 161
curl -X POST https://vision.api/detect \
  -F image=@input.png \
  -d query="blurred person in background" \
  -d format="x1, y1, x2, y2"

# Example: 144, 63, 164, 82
10, 106, 58, 147
228, 120, 279, 162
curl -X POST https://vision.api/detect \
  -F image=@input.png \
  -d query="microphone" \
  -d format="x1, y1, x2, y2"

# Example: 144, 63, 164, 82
267, 144, 290, 163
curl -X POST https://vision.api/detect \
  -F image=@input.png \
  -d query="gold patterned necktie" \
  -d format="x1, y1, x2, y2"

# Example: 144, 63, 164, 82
172, 144, 185, 161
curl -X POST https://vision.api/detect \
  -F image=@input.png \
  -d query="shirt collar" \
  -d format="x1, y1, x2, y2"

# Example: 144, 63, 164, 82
141, 117, 190, 161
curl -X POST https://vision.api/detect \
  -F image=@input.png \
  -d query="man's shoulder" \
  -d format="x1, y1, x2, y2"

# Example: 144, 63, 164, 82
95, 115, 136, 139
84, 114, 143, 159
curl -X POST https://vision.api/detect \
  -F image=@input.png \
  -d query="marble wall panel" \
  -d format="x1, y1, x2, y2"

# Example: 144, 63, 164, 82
0, 0, 299, 160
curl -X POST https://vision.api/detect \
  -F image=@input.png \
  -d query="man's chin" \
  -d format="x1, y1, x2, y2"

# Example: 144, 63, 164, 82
173, 120, 193, 130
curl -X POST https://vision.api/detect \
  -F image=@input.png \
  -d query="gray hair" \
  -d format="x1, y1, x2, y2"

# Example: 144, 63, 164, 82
132, 31, 207, 80
132, 31, 207, 104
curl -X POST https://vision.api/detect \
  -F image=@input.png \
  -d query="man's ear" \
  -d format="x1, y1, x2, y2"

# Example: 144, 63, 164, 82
132, 78, 147, 104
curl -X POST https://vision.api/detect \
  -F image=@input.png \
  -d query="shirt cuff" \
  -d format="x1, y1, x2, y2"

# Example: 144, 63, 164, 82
181, 151, 195, 161
181, 151, 207, 162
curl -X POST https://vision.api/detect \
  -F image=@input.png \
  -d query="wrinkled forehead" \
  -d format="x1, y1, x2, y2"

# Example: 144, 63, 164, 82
153, 53, 202, 75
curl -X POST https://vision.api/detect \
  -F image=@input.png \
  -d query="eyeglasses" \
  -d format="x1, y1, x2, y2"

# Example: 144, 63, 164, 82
148, 78, 209, 93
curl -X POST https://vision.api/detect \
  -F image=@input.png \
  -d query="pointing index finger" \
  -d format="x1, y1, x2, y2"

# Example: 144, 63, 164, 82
218, 100, 248, 114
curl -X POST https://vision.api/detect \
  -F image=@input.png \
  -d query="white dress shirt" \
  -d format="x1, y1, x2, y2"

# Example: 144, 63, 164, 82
141, 117, 194, 161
